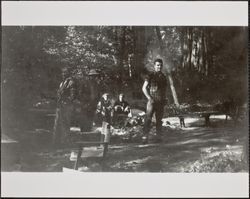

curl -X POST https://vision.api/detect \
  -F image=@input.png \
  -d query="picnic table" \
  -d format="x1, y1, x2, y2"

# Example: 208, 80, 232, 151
66, 123, 111, 171
177, 111, 222, 127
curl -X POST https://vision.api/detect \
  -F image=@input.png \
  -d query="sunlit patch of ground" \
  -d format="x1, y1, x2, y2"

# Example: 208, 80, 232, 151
210, 114, 228, 119
2, 114, 248, 172
180, 127, 199, 131
182, 146, 247, 172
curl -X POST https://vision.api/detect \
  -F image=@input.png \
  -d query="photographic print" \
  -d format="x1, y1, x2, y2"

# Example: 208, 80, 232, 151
1, 1, 249, 198
2, 25, 248, 172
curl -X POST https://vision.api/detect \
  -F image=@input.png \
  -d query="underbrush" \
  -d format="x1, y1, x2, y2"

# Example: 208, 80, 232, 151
185, 150, 248, 172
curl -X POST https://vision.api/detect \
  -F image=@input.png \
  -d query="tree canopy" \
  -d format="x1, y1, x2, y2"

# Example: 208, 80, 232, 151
2, 26, 248, 116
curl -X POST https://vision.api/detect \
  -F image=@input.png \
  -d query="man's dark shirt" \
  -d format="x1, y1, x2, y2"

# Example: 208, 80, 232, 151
96, 98, 113, 123
78, 78, 92, 106
114, 100, 130, 115
145, 71, 167, 101
57, 77, 76, 105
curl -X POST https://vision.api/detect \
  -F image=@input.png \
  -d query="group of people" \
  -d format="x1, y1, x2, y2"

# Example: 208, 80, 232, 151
53, 58, 169, 146
53, 67, 131, 146
96, 93, 131, 125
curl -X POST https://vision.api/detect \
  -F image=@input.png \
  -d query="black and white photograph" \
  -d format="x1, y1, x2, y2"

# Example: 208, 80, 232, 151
1, 1, 249, 198
2, 25, 249, 173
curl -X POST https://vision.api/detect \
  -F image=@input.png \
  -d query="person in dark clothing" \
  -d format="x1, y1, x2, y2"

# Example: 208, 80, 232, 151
77, 75, 92, 132
142, 58, 168, 144
113, 93, 131, 127
114, 93, 130, 115
53, 68, 77, 146
96, 93, 113, 142
96, 93, 113, 123
79, 69, 102, 131
88, 69, 103, 128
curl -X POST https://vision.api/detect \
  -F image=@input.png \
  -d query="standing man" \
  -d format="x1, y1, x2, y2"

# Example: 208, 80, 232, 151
78, 73, 92, 132
53, 67, 77, 147
142, 58, 168, 144
76, 69, 100, 132
88, 69, 102, 127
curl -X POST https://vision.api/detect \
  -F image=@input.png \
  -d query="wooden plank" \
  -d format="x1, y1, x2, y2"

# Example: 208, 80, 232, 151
70, 131, 102, 143
75, 141, 106, 145
73, 146, 83, 170
70, 122, 110, 170
75, 141, 107, 147
70, 146, 105, 161
1, 134, 18, 144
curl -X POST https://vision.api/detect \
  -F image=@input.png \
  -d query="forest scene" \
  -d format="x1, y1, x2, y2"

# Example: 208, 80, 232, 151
1, 26, 248, 172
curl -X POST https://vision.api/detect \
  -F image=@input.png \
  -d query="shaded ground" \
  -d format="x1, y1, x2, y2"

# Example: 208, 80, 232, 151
1, 111, 249, 173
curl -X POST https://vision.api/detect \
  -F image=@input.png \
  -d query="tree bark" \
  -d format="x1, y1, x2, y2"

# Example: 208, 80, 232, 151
203, 29, 209, 76
188, 28, 193, 70
133, 27, 146, 79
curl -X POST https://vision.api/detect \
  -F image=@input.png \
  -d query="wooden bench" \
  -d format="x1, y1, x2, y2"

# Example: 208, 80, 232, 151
177, 108, 247, 127
72, 141, 109, 170
70, 122, 111, 170
177, 111, 222, 127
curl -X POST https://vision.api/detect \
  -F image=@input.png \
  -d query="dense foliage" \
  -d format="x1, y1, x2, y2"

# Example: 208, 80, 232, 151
2, 26, 248, 129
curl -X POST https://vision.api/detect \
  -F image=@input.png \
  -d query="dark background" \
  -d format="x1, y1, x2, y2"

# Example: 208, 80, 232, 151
1, 26, 248, 133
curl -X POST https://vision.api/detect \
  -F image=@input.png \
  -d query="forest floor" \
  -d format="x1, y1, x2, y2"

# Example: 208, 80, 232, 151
2, 111, 248, 173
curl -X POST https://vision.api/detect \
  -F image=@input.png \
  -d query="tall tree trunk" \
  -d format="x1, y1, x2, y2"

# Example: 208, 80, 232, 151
192, 28, 200, 70
116, 27, 126, 92
206, 29, 213, 77
196, 30, 202, 72
188, 28, 193, 70
133, 26, 146, 80
203, 29, 209, 76
198, 29, 204, 73
155, 27, 180, 106
201, 28, 206, 75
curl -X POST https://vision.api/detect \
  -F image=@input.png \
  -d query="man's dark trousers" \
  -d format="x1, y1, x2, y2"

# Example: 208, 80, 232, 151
143, 99, 164, 136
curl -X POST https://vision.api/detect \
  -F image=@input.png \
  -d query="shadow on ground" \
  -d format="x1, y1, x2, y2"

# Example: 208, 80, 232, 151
1, 114, 248, 172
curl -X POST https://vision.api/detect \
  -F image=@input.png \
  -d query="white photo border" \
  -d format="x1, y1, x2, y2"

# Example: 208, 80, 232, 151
1, 1, 249, 198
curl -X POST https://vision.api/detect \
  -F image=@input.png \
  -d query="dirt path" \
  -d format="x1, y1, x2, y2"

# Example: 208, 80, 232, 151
103, 123, 247, 172
2, 116, 248, 172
